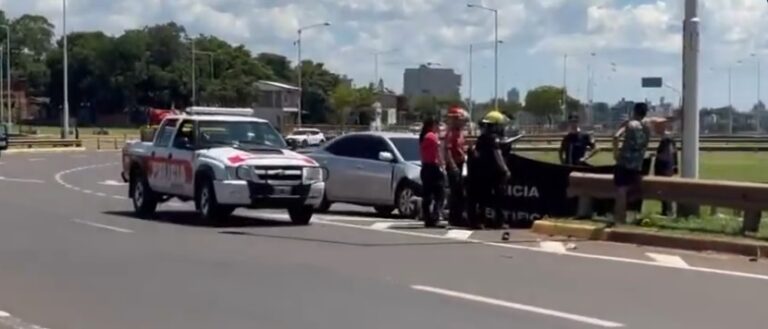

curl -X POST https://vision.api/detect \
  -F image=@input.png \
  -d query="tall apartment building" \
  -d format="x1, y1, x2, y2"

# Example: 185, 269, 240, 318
402, 65, 461, 100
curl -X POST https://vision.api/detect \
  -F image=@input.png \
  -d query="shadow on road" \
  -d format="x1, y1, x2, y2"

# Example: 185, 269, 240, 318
103, 210, 296, 228
322, 210, 405, 220
218, 230, 474, 248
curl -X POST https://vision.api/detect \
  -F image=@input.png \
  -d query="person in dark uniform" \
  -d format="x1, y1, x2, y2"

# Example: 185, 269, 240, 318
466, 110, 511, 229
559, 115, 597, 166
653, 119, 678, 216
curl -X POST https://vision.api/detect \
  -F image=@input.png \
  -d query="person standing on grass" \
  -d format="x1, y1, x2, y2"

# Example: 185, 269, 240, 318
653, 119, 679, 217
559, 115, 598, 166
419, 117, 445, 228
444, 107, 469, 227
612, 103, 651, 225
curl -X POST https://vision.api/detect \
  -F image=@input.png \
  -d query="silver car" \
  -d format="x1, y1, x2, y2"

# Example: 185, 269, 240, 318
309, 132, 422, 217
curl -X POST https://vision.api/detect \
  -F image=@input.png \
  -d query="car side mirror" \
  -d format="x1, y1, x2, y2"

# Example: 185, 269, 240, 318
378, 151, 395, 162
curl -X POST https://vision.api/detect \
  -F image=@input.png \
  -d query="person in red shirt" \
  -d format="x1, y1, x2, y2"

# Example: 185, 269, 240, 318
419, 117, 445, 227
444, 107, 468, 226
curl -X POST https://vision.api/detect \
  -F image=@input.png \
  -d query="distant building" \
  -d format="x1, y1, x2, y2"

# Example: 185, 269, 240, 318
253, 80, 300, 131
403, 65, 461, 101
507, 88, 520, 103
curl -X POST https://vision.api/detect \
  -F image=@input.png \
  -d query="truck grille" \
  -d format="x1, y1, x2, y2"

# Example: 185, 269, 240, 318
252, 167, 303, 185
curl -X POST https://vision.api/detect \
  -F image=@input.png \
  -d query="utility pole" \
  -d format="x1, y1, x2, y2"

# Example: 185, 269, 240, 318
191, 39, 196, 106
62, 0, 70, 139
0, 46, 4, 124
562, 54, 568, 122
1, 25, 9, 126
468, 43, 474, 121
680, 0, 700, 216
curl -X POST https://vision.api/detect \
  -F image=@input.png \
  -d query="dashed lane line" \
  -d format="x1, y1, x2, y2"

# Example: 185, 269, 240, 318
71, 219, 134, 233
0, 177, 45, 184
28, 158, 45, 162
411, 285, 624, 328
314, 219, 768, 282
0, 309, 50, 329
54, 162, 122, 199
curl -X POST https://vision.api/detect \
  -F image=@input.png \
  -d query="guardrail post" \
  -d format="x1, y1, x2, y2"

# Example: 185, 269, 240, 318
742, 210, 762, 234
97, 138, 101, 150
576, 196, 594, 219
113, 138, 118, 149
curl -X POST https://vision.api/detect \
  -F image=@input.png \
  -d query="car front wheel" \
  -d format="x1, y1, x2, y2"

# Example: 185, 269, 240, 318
197, 179, 235, 223
396, 184, 418, 218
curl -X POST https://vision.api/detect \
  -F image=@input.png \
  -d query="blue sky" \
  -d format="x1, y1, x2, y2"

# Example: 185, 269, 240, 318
1, 0, 767, 111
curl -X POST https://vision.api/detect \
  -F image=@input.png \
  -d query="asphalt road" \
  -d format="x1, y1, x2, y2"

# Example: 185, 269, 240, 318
1, 151, 768, 329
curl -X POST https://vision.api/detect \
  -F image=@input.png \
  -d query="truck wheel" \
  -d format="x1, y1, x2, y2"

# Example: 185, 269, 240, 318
197, 179, 235, 222
132, 170, 158, 218
395, 184, 417, 218
288, 206, 313, 225
317, 195, 332, 212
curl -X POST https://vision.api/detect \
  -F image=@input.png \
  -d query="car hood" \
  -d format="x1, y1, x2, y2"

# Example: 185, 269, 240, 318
200, 147, 319, 167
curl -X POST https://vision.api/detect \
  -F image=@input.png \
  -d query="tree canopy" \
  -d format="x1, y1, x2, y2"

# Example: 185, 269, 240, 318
0, 10, 345, 125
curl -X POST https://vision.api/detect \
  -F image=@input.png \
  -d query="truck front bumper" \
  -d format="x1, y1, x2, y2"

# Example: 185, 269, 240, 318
214, 180, 325, 208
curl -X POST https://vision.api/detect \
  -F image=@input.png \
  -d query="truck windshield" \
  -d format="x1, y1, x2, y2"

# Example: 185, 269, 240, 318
198, 121, 287, 149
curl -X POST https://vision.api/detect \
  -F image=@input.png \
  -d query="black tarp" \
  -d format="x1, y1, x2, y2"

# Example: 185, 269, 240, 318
493, 154, 651, 224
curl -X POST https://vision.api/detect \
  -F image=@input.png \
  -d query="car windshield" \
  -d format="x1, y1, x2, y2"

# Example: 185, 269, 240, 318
198, 121, 287, 149
389, 137, 420, 162
291, 130, 313, 135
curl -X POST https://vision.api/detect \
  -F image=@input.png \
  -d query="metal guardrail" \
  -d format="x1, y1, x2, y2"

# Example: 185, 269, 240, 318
9, 139, 83, 149
567, 173, 767, 233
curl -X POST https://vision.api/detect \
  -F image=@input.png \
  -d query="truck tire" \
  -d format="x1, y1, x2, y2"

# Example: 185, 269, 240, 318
288, 206, 313, 225
131, 170, 158, 218
197, 178, 235, 223
317, 195, 332, 212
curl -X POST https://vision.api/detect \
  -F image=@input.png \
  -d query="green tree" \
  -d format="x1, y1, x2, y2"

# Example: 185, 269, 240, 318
524, 85, 564, 125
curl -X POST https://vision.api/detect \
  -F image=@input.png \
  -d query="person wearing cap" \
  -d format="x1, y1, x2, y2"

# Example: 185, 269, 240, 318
444, 106, 469, 227
466, 110, 511, 229
559, 115, 597, 166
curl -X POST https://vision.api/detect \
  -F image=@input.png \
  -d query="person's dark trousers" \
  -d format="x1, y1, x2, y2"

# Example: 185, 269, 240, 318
420, 163, 445, 227
654, 166, 675, 216
464, 177, 485, 229
447, 167, 465, 227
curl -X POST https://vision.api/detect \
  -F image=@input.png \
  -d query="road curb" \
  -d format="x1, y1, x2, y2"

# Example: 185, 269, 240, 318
5, 147, 87, 154
605, 229, 768, 259
531, 220, 606, 240
531, 220, 768, 258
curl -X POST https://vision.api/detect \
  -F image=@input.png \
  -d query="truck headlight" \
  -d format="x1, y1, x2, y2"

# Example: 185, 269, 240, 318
234, 165, 253, 181
302, 167, 324, 185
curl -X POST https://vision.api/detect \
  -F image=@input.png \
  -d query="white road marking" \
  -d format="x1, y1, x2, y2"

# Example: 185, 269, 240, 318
445, 229, 474, 240
98, 180, 127, 186
0, 177, 45, 184
0, 309, 49, 329
371, 222, 394, 230
82, 190, 93, 194
646, 253, 690, 268
95, 192, 107, 197
70, 155, 87, 158
315, 220, 768, 281
28, 158, 45, 162
72, 219, 133, 233
112, 195, 128, 200
411, 285, 624, 328
539, 241, 568, 254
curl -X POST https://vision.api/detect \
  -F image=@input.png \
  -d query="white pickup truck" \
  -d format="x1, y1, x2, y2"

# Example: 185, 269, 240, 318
121, 114, 327, 225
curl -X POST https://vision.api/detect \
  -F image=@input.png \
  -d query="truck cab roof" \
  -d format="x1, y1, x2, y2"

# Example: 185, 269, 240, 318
163, 115, 269, 123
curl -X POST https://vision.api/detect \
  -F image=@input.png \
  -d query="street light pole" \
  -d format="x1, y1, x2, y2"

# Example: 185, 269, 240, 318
191, 39, 196, 106
729, 64, 733, 135
62, 0, 70, 139
296, 22, 330, 128
0, 46, 4, 124
468, 43, 473, 121
467, 3, 499, 110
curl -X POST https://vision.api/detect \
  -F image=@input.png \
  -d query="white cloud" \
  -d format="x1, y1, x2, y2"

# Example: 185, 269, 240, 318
0, 0, 767, 109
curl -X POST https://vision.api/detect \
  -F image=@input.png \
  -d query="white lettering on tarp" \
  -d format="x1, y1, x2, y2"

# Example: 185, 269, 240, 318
478, 207, 543, 222
506, 185, 540, 198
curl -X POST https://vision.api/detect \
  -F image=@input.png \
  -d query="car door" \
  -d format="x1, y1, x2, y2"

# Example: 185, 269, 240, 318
148, 119, 178, 193
350, 135, 397, 205
316, 135, 364, 202
167, 120, 196, 197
